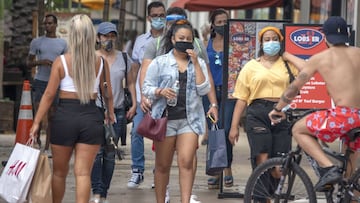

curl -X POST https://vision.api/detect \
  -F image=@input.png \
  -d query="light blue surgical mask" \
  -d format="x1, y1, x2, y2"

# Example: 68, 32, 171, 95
151, 17, 165, 30
263, 41, 281, 56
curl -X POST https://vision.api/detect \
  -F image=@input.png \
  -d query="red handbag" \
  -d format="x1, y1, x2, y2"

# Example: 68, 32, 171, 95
137, 111, 167, 142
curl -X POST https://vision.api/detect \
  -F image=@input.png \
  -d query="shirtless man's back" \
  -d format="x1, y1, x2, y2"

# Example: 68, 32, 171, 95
270, 16, 359, 192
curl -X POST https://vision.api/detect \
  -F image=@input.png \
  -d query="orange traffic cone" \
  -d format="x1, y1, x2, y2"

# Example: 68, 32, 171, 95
15, 80, 33, 145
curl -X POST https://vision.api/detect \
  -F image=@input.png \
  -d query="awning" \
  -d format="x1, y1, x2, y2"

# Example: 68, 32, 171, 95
170, 0, 283, 11
72, 0, 115, 10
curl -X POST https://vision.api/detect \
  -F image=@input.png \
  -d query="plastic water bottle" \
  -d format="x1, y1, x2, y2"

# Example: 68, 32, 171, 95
167, 80, 179, 106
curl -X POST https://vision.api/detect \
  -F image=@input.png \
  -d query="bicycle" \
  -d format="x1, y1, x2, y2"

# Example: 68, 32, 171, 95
243, 108, 360, 203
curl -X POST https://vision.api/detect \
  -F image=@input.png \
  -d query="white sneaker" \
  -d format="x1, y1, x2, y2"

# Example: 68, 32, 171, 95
165, 186, 170, 203
127, 169, 144, 188
190, 194, 201, 203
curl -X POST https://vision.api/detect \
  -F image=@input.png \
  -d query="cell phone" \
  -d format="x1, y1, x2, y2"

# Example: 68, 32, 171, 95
207, 114, 216, 123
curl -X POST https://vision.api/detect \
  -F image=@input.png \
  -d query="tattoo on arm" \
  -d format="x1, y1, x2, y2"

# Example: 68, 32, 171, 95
297, 72, 308, 81
281, 94, 292, 104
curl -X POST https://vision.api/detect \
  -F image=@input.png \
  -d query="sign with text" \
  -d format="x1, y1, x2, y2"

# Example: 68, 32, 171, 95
284, 24, 332, 109
224, 20, 286, 98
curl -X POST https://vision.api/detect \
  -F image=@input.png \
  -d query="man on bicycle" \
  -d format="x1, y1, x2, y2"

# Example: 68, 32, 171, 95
269, 16, 360, 192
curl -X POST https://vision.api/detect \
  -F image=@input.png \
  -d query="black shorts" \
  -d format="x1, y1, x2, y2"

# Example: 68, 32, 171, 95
51, 99, 104, 146
246, 99, 291, 167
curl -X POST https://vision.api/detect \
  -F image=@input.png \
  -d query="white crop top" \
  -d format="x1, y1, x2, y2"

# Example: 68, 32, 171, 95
60, 55, 103, 93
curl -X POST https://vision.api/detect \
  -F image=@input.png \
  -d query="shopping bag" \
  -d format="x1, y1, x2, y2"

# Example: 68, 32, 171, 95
28, 154, 52, 203
0, 143, 40, 203
206, 124, 228, 176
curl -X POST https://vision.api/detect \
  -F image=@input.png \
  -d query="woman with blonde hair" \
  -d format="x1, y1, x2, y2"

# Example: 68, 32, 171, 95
30, 14, 114, 203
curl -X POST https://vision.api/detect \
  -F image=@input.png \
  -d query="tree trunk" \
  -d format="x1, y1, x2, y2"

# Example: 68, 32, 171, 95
117, 0, 126, 50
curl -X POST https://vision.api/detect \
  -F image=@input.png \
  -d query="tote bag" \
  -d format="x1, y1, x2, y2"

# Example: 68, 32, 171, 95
206, 124, 228, 176
0, 143, 40, 203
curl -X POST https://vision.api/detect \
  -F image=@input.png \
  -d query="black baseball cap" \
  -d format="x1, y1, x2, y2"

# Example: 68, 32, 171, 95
322, 16, 349, 45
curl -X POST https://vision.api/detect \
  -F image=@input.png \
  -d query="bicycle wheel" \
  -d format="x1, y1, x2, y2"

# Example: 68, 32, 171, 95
244, 157, 317, 203
343, 168, 360, 202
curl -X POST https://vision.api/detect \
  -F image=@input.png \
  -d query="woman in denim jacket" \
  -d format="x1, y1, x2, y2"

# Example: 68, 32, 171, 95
142, 20, 210, 203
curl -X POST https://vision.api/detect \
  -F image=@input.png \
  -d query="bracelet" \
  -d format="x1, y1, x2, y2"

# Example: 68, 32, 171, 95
158, 88, 163, 96
209, 103, 218, 109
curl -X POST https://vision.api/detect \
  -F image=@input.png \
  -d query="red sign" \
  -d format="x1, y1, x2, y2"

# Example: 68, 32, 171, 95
284, 25, 332, 109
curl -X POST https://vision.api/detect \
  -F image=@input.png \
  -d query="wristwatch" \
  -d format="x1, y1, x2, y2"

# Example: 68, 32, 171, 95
209, 103, 218, 109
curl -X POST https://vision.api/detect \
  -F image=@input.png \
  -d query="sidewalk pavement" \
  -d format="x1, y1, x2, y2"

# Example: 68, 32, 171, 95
0, 126, 253, 203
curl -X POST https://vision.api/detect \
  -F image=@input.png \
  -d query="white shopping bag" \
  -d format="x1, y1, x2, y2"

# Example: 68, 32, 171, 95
0, 143, 40, 203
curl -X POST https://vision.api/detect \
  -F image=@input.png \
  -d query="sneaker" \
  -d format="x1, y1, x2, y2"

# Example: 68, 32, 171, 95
127, 169, 144, 188
165, 186, 170, 203
314, 166, 342, 192
190, 194, 201, 203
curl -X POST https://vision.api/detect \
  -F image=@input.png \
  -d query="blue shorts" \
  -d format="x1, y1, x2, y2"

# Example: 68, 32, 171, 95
51, 99, 104, 146
166, 119, 194, 137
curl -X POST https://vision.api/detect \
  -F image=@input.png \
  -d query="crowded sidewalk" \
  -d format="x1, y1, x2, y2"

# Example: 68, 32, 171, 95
0, 125, 251, 203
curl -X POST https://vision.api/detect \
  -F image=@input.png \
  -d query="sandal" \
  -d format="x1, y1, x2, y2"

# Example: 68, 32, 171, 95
224, 176, 234, 187
207, 177, 220, 189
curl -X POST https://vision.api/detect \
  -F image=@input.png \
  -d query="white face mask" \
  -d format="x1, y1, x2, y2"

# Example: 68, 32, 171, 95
263, 41, 281, 56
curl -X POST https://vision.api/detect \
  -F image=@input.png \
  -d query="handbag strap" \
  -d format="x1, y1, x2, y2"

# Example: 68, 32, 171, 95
284, 61, 295, 83
122, 52, 128, 87
99, 57, 111, 120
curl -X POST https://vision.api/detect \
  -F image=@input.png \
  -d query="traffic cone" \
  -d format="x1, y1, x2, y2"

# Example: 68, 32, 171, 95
15, 80, 33, 145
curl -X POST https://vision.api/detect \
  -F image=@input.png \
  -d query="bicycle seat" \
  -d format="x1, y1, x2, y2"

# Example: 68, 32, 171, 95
345, 127, 360, 142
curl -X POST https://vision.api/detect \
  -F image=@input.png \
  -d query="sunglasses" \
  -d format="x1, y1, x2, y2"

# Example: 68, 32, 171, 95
215, 53, 222, 66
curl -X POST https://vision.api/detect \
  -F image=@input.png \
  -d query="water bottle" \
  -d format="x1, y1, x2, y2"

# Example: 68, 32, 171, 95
167, 80, 179, 106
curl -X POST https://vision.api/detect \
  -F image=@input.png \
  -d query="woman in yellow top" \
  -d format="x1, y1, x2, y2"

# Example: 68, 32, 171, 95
229, 26, 300, 170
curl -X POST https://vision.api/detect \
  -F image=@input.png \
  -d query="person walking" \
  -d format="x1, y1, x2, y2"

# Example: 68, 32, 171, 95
90, 22, 136, 203
26, 14, 67, 155
229, 26, 301, 170
128, 1, 166, 189
269, 16, 360, 191
204, 8, 236, 189
142, 19, 210, 203
29, 14, 114, 203
139, 7, 214, 203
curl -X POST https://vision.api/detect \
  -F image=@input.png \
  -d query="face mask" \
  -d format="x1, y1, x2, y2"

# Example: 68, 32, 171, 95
151, 17, 165, 30
174, 41, 194, 53
101, 40, 113, 52
214, 25, 225, 36
263, 41, 281, 56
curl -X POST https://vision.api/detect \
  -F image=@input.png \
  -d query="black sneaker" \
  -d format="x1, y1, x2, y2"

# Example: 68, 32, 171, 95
314, 166, 342, 192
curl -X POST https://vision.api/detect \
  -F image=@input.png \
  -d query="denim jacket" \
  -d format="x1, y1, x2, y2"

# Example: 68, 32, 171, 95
142, 50, 210, 135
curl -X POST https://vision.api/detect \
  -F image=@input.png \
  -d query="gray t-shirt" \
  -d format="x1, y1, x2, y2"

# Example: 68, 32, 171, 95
96, 51, 133, 109
28, 36, 67, 81
143, 37, 209, 64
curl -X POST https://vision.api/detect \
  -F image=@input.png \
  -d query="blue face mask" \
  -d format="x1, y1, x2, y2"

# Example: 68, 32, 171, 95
263, 41, 281, 56
151, 17, 165, 30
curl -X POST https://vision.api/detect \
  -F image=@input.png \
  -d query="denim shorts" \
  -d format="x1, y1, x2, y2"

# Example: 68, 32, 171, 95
246, 99, 291, 168
51, 99, 104, 146
166, 118, 194, 137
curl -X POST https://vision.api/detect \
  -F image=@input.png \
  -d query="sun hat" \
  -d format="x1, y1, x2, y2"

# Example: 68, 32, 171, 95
322, 16, 349, 45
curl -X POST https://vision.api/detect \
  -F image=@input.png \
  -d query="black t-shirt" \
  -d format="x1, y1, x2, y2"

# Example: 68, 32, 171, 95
168, 71, 187, 120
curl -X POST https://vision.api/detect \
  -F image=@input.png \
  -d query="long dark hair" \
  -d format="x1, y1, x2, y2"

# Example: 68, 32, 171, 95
209, 8, 228, 39
163, 19, 194, 54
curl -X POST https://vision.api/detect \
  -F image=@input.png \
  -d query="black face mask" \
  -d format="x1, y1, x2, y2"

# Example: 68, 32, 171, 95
214, 25, 225, 36
174, 41, 194, 53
